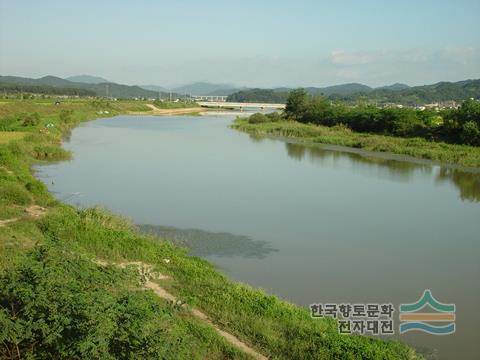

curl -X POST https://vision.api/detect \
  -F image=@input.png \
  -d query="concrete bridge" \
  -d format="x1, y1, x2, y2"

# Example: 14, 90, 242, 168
197, 101, 286, 110
192, 95, 228, 102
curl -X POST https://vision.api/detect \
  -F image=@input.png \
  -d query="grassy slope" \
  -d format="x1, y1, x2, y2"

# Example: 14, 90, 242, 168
0, 99, 421, 359
153, 100, 200, 109
231, 118, 480, 168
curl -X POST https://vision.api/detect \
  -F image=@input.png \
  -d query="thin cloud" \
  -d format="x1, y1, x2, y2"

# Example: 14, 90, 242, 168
329, 50, 374, 65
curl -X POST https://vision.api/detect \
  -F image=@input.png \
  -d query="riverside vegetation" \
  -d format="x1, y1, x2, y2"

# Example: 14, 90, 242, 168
232, 89, 480, 168
0, 98, 422, 359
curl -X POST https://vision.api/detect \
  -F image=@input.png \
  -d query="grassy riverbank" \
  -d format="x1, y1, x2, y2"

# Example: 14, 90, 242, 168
232, 117, 480, 168
1, 99, 421, 359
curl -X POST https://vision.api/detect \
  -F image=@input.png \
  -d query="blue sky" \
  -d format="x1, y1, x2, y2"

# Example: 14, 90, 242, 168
0, 0, 479, 87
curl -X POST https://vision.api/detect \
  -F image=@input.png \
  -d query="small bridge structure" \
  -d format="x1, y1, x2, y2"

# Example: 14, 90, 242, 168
192, 95, 228, 102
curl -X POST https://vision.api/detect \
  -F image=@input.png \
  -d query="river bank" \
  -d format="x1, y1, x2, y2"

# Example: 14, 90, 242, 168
0, 99, 421, 359
231, 117, 480, 168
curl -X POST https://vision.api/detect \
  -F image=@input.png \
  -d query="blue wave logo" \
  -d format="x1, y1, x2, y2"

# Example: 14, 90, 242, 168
399, 290, 455, 335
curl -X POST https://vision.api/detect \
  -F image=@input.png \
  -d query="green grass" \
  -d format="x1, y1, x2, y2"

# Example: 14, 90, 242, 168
113, 100, 152, 112
153, 100, 200, 109
0, 131, 26, 144
231, 117, 480, 168
0, 99, 422, 359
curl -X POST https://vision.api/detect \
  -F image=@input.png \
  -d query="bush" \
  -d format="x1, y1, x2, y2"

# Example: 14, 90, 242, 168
0, 246, 192, 359
32, 145, 71, 160
59, 109, 74, 124
248, 113, 269, 124
22, 112, 41, 127
25, 180, 51, 205
461, 121, 480, 145
265, 111, 283, 122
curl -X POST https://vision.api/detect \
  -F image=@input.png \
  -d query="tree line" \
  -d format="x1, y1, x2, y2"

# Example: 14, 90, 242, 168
274, 89, 480, 145
227, 88, 289, 103
0, 82, 96, 97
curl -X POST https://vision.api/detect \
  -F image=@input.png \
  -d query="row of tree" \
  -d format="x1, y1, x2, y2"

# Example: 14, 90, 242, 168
0, 82, 96, 96
285, 89, 480, 145
227, 89, 289, 103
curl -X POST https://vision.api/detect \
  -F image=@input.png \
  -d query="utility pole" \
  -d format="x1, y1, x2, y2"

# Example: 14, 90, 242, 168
106, 84, 109, 99
169, 92, 172, 102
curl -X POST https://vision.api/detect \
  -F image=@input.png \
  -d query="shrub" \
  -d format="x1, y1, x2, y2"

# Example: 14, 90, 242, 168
461, 121, 480, 146
59, 109, 74, 124
248, 113, 269, 124
25, 180, 51, 205
32, 145, 71, 160
22, 112, 40, 127
265, 111, 283, 122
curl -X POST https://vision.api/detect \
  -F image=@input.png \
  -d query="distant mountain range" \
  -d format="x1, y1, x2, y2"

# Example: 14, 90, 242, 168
139, 84, 169, 93
170, 82, 246, 96
227, 79, 480, 105
66, 75, 110, 84
0, 75, 174, 99
304, 83, 374, 96
140, 82, 247, 96
331, 79, 480, 104
376, 83, 410, 91
1, 74, 478, 104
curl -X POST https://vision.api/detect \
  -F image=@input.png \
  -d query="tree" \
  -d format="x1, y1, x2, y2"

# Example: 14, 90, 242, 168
301, 96, 332, 124
285, 88, 307, 119
461, 121, 480, 145
456, 99, 480, 126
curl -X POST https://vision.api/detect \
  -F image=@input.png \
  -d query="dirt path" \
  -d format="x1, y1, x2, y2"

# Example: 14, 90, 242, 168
0, 218, 19, 227
0, 165, 15, 175
142, 104, 205, 115
97, 260, 268, 360
0, 205, 47, 228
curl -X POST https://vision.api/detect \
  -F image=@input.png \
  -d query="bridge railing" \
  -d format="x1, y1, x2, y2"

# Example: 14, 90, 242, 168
192, 95, 228, 102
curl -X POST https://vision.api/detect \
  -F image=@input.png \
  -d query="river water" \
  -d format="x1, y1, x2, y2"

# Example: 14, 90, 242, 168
36, 114, 480, 359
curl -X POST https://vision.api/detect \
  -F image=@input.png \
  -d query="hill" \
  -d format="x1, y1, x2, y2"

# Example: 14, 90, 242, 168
0, 75, 173, 99
172, 82, 239, 96
228, 83, 374, 103
339, 79, 480, 104
0, 81, 95, 97
306, 83, 373, 96
227, 88, 289, 103
228, 79, 480, 104
0, 75, 73, 87
206, 87, 246, 96
376, 83, 410, 91
140, 84, 169, 92
66, 75, 110, 84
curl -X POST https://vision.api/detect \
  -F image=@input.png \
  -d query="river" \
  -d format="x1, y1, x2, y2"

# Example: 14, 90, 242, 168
35, 114, 480, 359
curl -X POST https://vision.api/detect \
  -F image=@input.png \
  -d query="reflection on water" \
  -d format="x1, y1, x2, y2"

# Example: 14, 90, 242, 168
247, 133, 268, 144
139, 224, 278, 258
436, 168, 480, 202
285, 142, 480, 202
